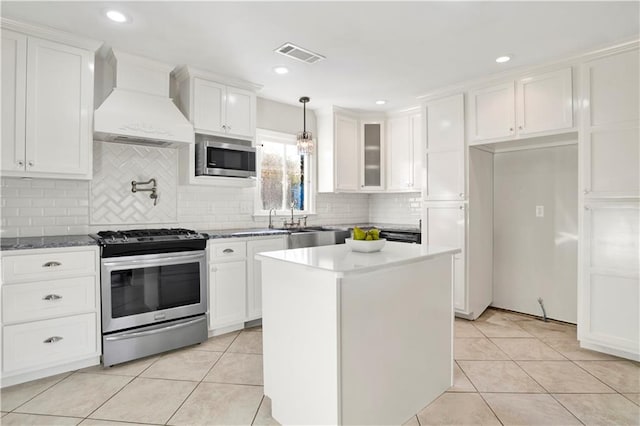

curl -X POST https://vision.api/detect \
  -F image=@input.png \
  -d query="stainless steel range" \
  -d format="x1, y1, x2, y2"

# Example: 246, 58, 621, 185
91, 228, 208, 366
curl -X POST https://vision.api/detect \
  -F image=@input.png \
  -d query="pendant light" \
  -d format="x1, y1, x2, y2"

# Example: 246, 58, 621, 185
296, 96, 314, 155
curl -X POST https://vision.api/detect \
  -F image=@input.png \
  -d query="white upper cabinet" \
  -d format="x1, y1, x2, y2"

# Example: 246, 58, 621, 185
26, 37, 92, 175
1, 29, 26, 173
469, 67, 574, 145
361, 121, 384, 191
193, 78, 225, 134
582, 49, 639, 198
335, 114, 360, 191
469, 82, 515, 143
225, 86, 255, 139
517, 68, 573, 135
424, 94, 465, 200
172, 67, 258, 141
386, 110, 422, 192
1, 28, 96, 179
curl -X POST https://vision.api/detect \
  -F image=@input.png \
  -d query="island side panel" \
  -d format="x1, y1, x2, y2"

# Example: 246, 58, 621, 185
339, 254, 453, 425
260, 259, 341, 425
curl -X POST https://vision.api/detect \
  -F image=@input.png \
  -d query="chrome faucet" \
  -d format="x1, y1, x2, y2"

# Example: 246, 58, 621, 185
268, 208, 276, 229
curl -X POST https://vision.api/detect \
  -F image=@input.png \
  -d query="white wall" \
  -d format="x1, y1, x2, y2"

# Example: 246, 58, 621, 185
257, 97, 317, 136
492, 144, 578, 323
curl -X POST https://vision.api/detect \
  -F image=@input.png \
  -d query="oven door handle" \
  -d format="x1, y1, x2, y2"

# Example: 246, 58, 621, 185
104, 316, 206, 341
102, 252, 205, 268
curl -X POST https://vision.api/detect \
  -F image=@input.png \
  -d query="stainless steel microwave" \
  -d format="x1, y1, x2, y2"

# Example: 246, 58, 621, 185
195, 140, 256, 178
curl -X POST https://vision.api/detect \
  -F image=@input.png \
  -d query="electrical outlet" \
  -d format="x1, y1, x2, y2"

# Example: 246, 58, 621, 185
536, 205, 544, 217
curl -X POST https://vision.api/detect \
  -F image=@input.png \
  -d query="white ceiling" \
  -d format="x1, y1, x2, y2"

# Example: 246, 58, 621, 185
2, 1, 639, 111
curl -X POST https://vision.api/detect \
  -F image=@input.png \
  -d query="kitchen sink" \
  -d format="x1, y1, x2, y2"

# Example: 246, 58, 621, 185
286, 229, 351, 249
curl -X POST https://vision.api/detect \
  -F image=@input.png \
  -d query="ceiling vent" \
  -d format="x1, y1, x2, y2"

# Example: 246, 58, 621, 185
275, 42, 325, 64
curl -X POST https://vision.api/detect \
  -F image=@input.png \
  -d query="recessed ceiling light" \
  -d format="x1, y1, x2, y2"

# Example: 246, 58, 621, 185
496, 55, 511, 63
375, 100, 387, 105
273, 66, 289, 75
105, 10, 129, 23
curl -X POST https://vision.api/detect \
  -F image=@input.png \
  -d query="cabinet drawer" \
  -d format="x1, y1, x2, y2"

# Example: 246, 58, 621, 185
209, 241, 246, 261
2, 276, 97, 324
2, 250, 96, 283
2, 313, 97, 373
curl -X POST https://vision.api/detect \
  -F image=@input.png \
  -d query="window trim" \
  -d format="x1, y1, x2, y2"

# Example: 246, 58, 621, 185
254, 128, 315, 216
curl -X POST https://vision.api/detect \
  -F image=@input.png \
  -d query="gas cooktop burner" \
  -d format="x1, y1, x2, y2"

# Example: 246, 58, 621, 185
91, 228, 208, 258
91, 228, 206, 244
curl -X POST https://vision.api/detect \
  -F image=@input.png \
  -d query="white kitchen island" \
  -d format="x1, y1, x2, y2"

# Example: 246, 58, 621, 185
257, 242, 460, 425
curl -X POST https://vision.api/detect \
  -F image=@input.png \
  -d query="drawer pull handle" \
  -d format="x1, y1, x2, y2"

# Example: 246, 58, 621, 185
43, 294, 63, 301
43, 336, 63, 344
223, 249, 234, 254
42, 261, 62, 268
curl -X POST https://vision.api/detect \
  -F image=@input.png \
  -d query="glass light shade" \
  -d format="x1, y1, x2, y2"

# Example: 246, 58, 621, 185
297, 130, 314, 155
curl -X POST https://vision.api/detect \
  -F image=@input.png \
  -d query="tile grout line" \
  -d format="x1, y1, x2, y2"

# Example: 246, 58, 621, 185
568, 359, 623, 395
164, 330, 243, 425
6, 372, 74, 414
250, 394, 265, 426
82, 375, 136, 422
547, 393, 587, 425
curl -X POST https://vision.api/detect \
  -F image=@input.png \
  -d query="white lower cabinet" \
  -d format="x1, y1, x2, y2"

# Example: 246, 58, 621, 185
580, 203, 639, 360
209, 260, 247, 329
0, 246, 100, 387
422, 204, 466, 311
3, 313, 97, 373
207, 236, 286, 332
247, 237, 285, 320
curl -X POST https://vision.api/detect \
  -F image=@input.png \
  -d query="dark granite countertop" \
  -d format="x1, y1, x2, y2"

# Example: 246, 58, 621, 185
0, 235, 98, 251
0, 223, 419, 250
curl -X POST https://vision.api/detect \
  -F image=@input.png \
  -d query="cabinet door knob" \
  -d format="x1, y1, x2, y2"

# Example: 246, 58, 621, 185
519, 126, 523, 130
221, 125, 227, 130
459, 193, 464, 197
459, 205, 465, 210
17, 160, 24, 167
583, 189, 589, 195
42, 261, 62, 268
509, 128, 514, 132
43, 336, 63, 344
43, 294, 63, 301
28, 161, 34, 167
223, 248, 234, 254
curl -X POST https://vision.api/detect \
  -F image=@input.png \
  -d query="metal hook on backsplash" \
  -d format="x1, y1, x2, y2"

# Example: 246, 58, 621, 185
131, 178, 158, 206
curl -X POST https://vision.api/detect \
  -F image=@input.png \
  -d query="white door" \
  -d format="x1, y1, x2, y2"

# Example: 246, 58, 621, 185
246, 238, 285, 320
517, 68, 573, 135
582, 50, 640, 199
225, 86, 255, 139
410, 113, 423, 190
335, 114, 359, 191
193, 77, 225, 134
425, 94, 465, 200
209, 260, 247, 329
25, 37, 92, 175
469, 82, 515, 143
581, 204, 639, 359
386, 116, 412, 191
1, 29, 27, 173
423, 203, 466, 311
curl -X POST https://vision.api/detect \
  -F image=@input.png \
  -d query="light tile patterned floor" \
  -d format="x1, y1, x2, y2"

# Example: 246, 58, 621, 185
1, 310, 639, 425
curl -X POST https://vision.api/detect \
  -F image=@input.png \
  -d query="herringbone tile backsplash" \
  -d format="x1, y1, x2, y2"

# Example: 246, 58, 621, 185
1, 141, 384, 237
91, 142, 178, 225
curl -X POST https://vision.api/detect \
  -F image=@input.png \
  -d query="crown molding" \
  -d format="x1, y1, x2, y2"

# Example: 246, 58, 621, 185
1, 18, 102, 51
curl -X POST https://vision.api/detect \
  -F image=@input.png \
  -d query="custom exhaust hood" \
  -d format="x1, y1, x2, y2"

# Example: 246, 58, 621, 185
93, 48, 194, 146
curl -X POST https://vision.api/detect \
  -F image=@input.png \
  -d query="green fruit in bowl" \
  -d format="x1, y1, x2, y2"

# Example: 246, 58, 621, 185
365, 234, 373, 241
368, 228, 380, 240
353, 226, 367, 240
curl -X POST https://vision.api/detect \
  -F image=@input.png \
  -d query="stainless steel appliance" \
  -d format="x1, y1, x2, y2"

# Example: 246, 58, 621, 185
195, 138, 256, 178
378, 229, 421, 244
91, 228, 208, 366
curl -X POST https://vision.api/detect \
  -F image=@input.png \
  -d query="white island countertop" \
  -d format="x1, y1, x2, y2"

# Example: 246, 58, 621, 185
256, 241, 460, 276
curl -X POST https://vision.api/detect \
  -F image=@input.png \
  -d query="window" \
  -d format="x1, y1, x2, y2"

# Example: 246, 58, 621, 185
255, 129, 314, 215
